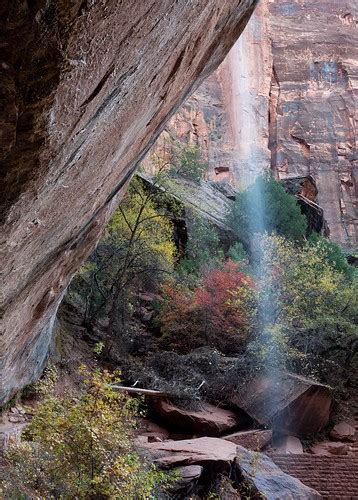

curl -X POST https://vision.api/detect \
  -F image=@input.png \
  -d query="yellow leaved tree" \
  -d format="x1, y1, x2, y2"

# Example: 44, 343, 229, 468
1, 367, 168, 499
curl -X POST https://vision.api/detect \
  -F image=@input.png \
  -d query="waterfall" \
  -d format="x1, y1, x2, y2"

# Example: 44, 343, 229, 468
223, 0, 272, 188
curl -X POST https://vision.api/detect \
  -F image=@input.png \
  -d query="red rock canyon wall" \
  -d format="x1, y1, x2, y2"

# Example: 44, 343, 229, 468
0, 0, 258, 403
158, 0, 357, 246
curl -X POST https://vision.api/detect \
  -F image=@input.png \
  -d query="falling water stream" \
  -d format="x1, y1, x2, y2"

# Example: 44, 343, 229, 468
244, 177, 283, 430
227, 25, 284, 433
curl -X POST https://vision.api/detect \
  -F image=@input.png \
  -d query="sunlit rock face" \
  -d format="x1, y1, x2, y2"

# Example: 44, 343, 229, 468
0, 0, 258, 404
156, 0, 358, 246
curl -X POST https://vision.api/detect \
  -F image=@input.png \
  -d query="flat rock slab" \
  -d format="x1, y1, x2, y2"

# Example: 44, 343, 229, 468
143, 436, 238, 468
236, 445, 321, 499
154, 399, 243, 436
224, 429, 272, 451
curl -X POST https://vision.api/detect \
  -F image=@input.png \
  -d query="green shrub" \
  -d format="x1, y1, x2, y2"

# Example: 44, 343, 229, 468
228, 241, 249, 264
229, 173, 307, 243
308, 233, 356, 278
248, 234, 358, 369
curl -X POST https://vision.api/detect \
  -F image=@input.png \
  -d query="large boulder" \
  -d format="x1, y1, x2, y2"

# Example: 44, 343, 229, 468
143, 436, 238, 469
223, 429, 272, 451
231, 373, 332, 437
139, 172, 233, 232
143, 437, 321, 498
154, 399, 246, 436
236, 446, 321, 499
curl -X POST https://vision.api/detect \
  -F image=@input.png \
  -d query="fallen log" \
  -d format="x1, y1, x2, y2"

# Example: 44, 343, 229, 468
110, 385, 169, 397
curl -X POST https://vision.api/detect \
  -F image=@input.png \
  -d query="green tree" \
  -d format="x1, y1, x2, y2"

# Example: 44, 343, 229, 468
176, 210, 223, 286
1, 367, 167, 499
229, 173, 307, 245
308, 233, 356, 278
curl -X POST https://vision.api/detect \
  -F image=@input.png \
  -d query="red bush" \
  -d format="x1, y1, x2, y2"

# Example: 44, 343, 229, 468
159, 261, 255, 354
194, 260, 254, 336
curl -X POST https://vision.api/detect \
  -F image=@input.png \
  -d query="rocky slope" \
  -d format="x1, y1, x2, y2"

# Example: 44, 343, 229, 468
154, 0, 358, 247
0, 0, 259, 404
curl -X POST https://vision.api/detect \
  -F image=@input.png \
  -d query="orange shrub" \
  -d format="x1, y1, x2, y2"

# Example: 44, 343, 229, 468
159, 261, 255, 354
195, 260, 255, 336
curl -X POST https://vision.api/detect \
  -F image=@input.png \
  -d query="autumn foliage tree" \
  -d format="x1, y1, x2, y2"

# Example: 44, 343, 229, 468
69, 175, 176, 347
159, 261, 255, 354
246, 234, 358, 370
195, 260, 255, 339
1, 367, 167, 499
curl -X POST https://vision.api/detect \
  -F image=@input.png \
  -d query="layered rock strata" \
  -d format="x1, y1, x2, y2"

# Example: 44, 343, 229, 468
0, 0, 258, 403
268, 0, 358, 246
154, 0, 358, 246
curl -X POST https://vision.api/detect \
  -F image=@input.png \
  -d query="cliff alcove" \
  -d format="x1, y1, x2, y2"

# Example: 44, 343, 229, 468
1, 1, 358, 498
0, 0, 258, 403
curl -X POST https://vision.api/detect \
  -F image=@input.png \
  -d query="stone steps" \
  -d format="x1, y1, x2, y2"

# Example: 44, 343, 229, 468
271, 454, 358, 499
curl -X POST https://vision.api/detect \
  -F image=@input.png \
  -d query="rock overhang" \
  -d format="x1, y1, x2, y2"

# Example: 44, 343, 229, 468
0, 0, 259, 404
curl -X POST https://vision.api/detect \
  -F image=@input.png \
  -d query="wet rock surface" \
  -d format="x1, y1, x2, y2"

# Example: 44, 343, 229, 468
152, 0, 358, 247
267, 0, 358, 247
311, 441, 349, 457
271, 454, 358, 499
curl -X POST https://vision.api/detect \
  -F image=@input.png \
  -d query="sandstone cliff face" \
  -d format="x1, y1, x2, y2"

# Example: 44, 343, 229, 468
157, 0, 357, 247
268, 0, 358, 247
0, 0, 258, 403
